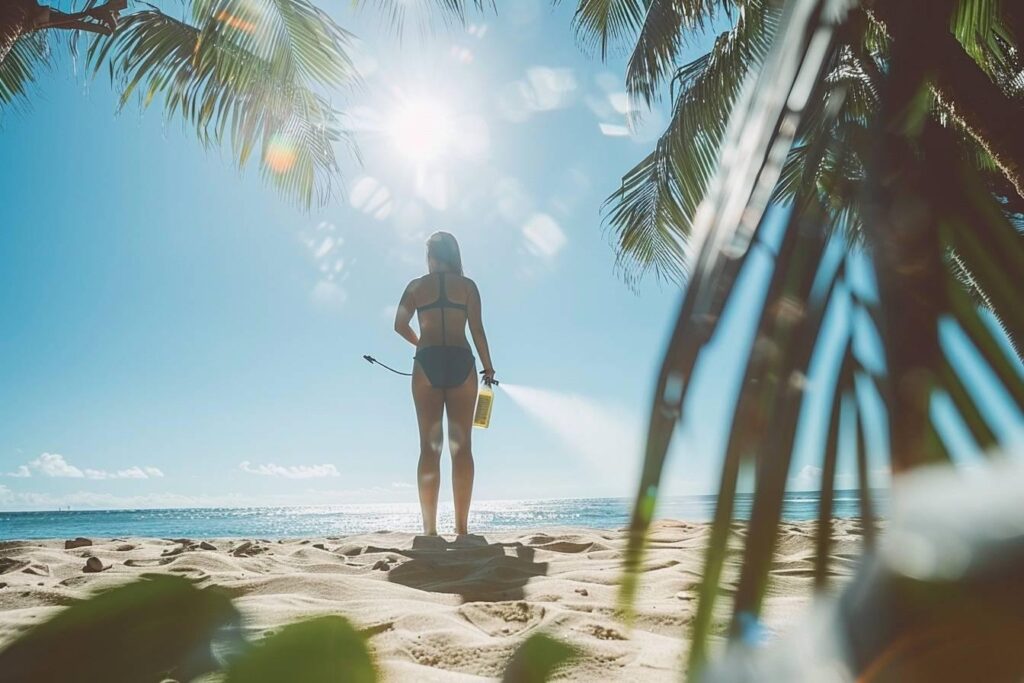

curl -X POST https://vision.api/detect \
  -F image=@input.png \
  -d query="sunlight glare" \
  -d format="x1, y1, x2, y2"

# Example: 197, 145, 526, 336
386, 98, 455, 164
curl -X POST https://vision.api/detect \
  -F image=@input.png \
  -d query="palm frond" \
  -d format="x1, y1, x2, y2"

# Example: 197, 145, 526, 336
190, 0, 358, 86
0, 33, 49, 108
625, 0, 733, 106
605, 0, 777, 284
354, 0, 492, 35
616, 0, 1024, 678
560, 0, 647, 59
604, 146, 689, 286
616, 0, 841, 626
86, 4, 356, 208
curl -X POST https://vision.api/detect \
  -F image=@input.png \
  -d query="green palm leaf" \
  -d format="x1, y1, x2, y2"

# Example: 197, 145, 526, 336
625, 0, 733, 107
354, 0, 492, 34
560, 0, 647, 59
85, 2, 356, 208
190, 0, 358, 86
0, 33, 49, 107
615, 0, 1024, 678
606, 0, 777, 284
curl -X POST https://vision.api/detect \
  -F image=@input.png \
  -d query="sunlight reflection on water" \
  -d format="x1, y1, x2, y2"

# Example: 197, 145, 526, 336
0, 493, 879, 540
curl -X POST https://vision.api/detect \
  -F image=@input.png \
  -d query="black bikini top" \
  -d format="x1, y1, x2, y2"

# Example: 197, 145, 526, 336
416, 272, 468, 314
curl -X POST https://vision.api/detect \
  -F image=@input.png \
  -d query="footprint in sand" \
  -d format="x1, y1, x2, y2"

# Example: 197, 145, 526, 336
458, 601, 545, 637
124, 557, 177, 567
0, 558, 28, 575
577, 622, 628, 641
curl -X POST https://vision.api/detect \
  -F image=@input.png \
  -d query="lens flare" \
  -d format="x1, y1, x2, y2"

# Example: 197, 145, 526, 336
264, 134, 297, 174
215, 10, 257, 33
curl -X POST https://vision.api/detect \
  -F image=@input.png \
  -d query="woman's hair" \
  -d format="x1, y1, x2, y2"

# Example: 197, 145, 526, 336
426, 231, 463, 275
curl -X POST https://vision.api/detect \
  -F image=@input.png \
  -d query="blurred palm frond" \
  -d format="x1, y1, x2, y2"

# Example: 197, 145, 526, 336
611, 0, 1024, 677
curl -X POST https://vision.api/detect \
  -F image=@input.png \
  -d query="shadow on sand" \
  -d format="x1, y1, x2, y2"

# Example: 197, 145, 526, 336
388, 534, 548, 602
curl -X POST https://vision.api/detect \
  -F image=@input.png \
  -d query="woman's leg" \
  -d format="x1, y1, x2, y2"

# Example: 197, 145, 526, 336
412, 366, 445, 535
445, 368, 478, 535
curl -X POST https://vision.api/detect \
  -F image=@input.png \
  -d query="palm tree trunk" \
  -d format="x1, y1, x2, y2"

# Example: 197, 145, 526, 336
0, 0, 45, 65
866, 0, 950, 472
874, 0, 1024, 202
1, 0, 123, 65
930, 44, 1024, 202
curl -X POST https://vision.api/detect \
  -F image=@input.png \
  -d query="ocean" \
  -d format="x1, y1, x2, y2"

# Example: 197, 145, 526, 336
0, 492, 880, 540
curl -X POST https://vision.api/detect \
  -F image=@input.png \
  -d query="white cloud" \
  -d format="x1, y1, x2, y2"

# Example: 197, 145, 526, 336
791, 465, 823, 490
494, 177, 535, 225
608, 92, 632, 115
598, 123, 630, 137
84, 466, 163, 480
240, 461, 340, 479
497, 67, 577, 122
522, 213, 568, 259
391, 481, 414, 489
8, 453, 165, 480
31, 453, 84, 478
310, 280, 348, 311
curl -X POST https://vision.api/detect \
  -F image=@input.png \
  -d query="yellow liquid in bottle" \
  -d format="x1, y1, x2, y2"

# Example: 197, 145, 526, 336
473, 384, 494, 429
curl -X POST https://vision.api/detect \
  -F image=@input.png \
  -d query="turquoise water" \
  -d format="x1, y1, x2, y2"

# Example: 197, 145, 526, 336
0, 492, 880, 540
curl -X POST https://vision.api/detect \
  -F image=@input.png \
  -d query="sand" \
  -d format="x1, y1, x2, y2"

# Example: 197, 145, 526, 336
0, 519, 864, 681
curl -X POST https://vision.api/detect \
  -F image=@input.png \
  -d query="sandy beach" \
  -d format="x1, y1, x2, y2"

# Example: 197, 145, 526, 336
0, 519, 864, 681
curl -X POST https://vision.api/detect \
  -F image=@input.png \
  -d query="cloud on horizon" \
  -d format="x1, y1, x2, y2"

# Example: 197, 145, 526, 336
239, 461, 341, 479
5, 453, 164, 480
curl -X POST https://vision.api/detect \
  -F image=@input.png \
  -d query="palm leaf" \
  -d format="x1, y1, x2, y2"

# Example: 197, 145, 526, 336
616, 0, 1024, 677
616, 0, 839, 627
354, 0, 492, 35
0, 33, 49, 108
86, 4, 355, 208
606, 0, 778, 285
189, 0, 357, 86
625, 0, 734, 107
560, 0, 647, 59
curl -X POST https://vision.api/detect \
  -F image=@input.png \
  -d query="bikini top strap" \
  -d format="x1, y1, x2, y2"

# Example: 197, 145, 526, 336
439, 273, 447, 344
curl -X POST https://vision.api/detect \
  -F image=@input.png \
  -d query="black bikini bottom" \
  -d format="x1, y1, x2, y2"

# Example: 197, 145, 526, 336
415, 346, 475, 389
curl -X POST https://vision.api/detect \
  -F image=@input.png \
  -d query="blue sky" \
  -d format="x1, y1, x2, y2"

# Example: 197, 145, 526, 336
1, 1, 1020, 511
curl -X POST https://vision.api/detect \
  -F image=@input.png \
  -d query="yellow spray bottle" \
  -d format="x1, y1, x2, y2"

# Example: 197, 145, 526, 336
473, 377, 496, 429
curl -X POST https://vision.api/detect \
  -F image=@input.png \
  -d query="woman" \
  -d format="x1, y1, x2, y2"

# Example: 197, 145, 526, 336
394, 232, 495, 536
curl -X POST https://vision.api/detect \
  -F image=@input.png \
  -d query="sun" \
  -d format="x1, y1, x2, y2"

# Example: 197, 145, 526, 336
386, 97, 455, 165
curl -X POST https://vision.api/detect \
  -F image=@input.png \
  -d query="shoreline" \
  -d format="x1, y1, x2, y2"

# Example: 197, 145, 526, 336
0, 519, 864, 681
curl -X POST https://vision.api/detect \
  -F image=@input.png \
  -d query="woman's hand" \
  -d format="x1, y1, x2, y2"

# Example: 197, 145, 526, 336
481, 368, 496, 386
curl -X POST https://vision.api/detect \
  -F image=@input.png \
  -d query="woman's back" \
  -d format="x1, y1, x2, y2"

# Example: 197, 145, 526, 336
412, 272, 473, 349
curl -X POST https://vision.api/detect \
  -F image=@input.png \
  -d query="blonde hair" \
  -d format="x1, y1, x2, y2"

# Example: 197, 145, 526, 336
426, 231, 463, 275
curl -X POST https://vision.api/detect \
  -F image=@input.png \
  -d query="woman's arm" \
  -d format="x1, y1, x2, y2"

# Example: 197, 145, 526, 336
394, 282, 419, 347
467, 279, 495, 383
